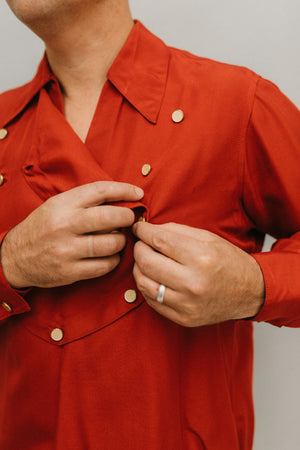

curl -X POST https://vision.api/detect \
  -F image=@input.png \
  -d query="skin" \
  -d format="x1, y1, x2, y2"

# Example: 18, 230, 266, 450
132, 223, 265, 327
1, 0, 265, 325
1, 182, 144, 288
6, 0, 134, 142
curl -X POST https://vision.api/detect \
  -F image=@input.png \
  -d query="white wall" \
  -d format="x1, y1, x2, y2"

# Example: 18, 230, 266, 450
1, 1, 300, 448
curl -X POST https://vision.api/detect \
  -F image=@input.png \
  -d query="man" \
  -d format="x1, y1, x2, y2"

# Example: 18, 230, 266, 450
0, 0, 299, 448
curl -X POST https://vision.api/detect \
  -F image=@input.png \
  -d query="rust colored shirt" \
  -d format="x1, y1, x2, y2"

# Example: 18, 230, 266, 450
0, 21, 300, 450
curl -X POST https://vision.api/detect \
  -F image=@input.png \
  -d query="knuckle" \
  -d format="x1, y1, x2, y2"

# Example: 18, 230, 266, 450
197, 228, 210, 238
53, 216, 67, 233
105, 254, 120, 271
87, 208, 100, 229
94, 181, 107, 198
182, 275, 204, 297
184, 301, 197, 317
179, 316, 192, 327
119, 207, 134, 226
144, 295, 155, 305
189, 279, 204, 297
164, 222, 176, 227
152, 230, 167, 251
125, 208, 135, 224
43, 196, 56, 210
97, 206, 110, 225
194, 250, 214, 270
43, 207, 67, 233
107, 234, 126, 254
180, 303, 200, 327
180, 315, 198, 328
87, 235, 96, 258
135, 279, 144, 293
138, 254, 152, 274
50, 242, 69, 265
132, 263, 138, 279
85, 255, 120, 279
134, 276, 147, 295
133, 240, 143, 259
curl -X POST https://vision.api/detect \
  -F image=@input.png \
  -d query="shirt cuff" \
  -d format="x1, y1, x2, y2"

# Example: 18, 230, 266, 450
250, 251, 300, 327
0, 231, 31, 322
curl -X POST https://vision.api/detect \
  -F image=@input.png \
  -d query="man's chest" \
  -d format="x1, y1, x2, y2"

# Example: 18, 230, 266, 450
0, 84, 254, 253
0, 82, 258, 347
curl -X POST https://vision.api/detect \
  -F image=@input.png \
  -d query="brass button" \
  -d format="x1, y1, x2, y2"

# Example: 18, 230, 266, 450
50, 328, 64, 342
1, 301, 12, 313
0, 174, 4, 186
124, 289, 137, 304
141, 164, 151, 177
0, 128, 8, 140
138, 216, 146, 222
172, 109, 184, 123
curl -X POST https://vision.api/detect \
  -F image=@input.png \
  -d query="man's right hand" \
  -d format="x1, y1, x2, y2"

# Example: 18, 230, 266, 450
0, 181, 144, 289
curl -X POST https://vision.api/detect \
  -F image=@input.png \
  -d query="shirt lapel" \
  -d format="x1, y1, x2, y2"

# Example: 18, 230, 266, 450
23, 88, 146, 212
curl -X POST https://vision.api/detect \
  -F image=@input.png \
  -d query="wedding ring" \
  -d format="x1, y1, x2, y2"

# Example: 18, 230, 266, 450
156, 284, 166, 303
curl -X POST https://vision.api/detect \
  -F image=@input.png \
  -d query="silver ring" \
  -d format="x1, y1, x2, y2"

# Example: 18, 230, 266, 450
156, 284, 166, 303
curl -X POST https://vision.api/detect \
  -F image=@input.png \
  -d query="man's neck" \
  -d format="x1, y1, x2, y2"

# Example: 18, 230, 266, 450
42, 0, 133, 141
45, 1, 133, 103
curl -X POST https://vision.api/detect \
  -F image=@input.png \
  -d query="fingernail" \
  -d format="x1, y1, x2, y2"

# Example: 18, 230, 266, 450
132, 222, 138, 233
135, 187, 144, 197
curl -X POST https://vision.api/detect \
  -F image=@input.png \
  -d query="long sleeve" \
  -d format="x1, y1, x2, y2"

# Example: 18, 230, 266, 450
0, 231, 31, 323
243, 77, 300, 327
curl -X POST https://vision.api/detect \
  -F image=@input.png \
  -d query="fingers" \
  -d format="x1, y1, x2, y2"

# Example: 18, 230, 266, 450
74, 205, 135, 234
133, 240, 189, 291
59, 181, 144, 208
158, 222, 217, 242
133, 264, 188, 327
133, 263, 177, 305
133, 222, 205, 265
74, 232, 126, 259
73, 254, 121, 281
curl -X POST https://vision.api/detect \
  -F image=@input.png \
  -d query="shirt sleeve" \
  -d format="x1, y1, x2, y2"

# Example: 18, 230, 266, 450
243, 76, 300, 327
0, 231, 31, 323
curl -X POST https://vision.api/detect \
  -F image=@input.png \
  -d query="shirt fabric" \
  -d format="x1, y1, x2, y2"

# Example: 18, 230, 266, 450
0, 20, 300, 450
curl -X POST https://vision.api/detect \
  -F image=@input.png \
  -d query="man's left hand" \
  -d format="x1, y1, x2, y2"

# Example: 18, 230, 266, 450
132, 222, 265, 327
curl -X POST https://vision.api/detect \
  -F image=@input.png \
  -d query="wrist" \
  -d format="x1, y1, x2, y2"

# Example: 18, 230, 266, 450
0, 232, 28, 289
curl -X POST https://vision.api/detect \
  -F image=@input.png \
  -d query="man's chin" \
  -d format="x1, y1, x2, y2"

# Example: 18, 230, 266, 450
6, 0, 73, 33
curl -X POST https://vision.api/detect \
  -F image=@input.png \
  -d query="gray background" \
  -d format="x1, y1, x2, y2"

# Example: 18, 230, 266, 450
0, 1, 299, 448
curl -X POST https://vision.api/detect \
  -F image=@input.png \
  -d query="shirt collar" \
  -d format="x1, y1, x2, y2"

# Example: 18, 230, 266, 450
107, 20, 170, 123
0, 20, 170, 127
0, 56, 55, 127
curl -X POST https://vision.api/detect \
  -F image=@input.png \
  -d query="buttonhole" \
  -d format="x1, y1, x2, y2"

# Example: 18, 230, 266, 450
24, 164, 34, 173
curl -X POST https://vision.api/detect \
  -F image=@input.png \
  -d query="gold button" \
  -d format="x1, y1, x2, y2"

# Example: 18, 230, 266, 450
124, 289, 137, 304
1, 301, 12, 313
51, 328, 64, 342
0, 128, 8, 140
0, 174, 4, 186
172, 109, 184, 123
141, 164, 152, 177
138, 216, 146, 222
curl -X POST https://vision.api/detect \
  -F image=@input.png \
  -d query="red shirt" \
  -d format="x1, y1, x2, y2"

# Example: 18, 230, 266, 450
0, 20, 300, 450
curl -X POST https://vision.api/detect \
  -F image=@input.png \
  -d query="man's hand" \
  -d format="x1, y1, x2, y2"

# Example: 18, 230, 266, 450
1, 181, 144, 289
133, 222, 265, 327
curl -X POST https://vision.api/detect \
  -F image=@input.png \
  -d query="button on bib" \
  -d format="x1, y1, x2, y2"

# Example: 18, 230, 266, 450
172, 109, 184, 123
51, 328, 64, 342
124, 289, 137, 303
0, 128, 8, 140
